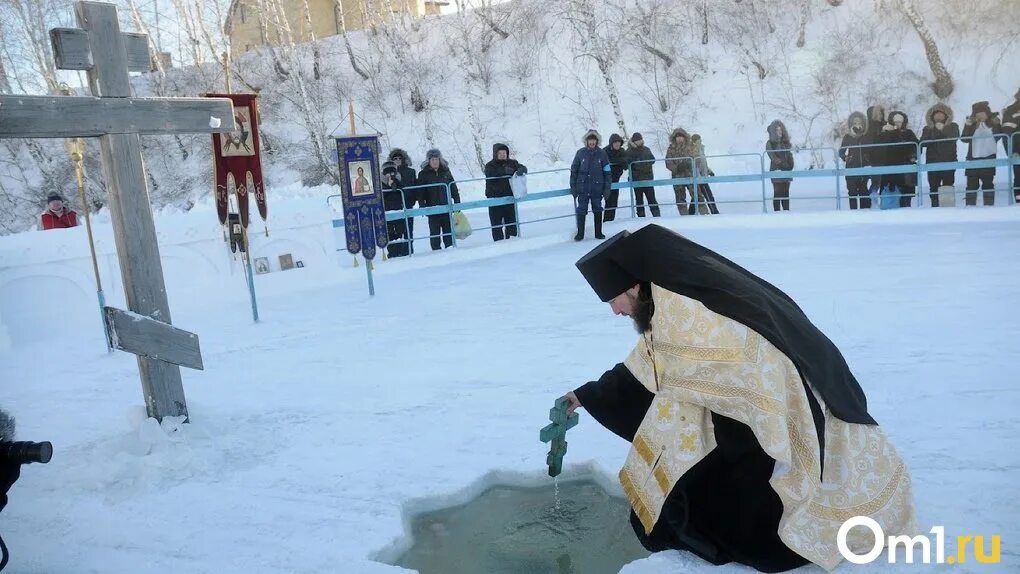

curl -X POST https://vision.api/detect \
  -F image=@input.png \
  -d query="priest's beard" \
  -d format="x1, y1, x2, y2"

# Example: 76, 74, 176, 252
631, 283, 655, 334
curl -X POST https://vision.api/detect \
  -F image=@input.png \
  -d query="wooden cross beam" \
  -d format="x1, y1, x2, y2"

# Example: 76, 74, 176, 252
0, 1, 235, 422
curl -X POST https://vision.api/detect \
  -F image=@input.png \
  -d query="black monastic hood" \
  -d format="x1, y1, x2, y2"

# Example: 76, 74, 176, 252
576, 224, 877, 426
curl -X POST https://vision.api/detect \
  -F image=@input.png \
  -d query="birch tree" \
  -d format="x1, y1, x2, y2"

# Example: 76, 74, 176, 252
562, 0, 628, 139
895, 0, 954, 98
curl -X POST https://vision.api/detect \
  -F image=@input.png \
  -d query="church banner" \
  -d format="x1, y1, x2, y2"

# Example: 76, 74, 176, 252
335, 135, 387, 260
207, 93, 266, 227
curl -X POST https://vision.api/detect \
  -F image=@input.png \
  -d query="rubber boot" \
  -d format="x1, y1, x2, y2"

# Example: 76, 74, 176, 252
574, 213, 586, 241
594, 211, 605, 239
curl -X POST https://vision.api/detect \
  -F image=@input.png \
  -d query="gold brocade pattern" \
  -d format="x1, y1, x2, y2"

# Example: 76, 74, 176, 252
619, 285, 915, 572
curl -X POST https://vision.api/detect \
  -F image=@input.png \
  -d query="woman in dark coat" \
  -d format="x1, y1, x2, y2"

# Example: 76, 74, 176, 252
765, 120, 794, 211
839, 112, 871, 209
873, 111, 919, 208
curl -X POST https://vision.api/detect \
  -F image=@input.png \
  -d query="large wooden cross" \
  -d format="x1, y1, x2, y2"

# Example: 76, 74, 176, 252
0, 1, 236, 421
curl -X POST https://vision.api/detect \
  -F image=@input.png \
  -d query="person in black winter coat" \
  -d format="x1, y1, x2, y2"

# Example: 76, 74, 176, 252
603, 134, 628, 222
1002, 89, 1020, 203
864, 105, 887, 195
626, 132, 660, 218
962, 101, 1002, 206
417, 149, 462, 250
919, 103, 960, 207
387, 148, 418, 253
874, 110, 919, 207
483, 143, 527, 241
570, 130, 612, 241
840, 111, 871, 209
765, 120, 794, 211
382, 160, 412, 257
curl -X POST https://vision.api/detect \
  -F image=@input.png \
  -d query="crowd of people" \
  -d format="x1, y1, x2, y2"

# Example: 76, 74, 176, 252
838, 95, 1020, 210
380, 145, 526, 257
40, 91, 1020, 260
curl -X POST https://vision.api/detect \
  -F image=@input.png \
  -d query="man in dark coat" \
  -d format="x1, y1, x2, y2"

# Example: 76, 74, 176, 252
381, 160, 413, 258
603, 134, 628, 222
626, 133, 660, 219
388, 149, 419, 253
963, 101, 1003, 206
483, 143, 527, 241
920, 103, 960, 207
765, 120, 794, 211
570, 130, 611, 241
562, 225, 915, 573
417, 149, 461, 250
873, 110, 919, 208
1002, 89, 1020, 203
839, 111, 871, 209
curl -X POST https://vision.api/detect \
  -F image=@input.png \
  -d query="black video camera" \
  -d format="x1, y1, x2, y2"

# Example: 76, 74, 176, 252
0, 441, 52, 466
1, 408, 52, 571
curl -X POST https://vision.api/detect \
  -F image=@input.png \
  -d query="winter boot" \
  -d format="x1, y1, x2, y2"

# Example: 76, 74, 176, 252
594, 211, 605, 239
574, 213, 586, 241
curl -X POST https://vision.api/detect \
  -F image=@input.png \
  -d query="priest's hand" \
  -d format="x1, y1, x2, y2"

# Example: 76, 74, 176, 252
564, 391, 582, 416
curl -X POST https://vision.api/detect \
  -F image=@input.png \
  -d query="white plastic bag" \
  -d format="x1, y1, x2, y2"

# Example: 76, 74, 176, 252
510, 173, 528, 199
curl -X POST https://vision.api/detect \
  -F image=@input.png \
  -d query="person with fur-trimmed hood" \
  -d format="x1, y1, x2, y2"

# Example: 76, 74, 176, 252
417, 148, 462, 250
766, 120, 794, 211
484, 143, 528, 241
839, 112, 872, 209
627, 132, 661, 219
689, 134, 718, 215
873, 110, 919, 208
570, 130, 612, 241
603, 134, 629, 222
665, 128, 695, 215
387, 149, 419, 253
962, 101, 1002, 206
1002, 89, 1020, 203
920, 103, 960, 207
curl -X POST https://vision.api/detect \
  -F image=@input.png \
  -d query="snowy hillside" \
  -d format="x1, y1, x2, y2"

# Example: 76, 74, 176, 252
1, 0, 1018, 232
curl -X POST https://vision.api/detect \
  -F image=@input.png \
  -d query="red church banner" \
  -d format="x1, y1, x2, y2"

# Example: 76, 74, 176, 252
207, 93, 266, 227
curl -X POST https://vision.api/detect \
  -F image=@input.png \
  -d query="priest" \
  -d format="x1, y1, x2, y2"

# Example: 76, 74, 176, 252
564, 224, 915, 572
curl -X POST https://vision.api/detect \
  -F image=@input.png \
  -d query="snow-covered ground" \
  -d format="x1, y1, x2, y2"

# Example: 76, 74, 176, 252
2, 206, 1019, 573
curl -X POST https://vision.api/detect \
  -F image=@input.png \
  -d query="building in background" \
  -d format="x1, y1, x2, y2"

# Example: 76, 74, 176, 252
225, 0, 449, 54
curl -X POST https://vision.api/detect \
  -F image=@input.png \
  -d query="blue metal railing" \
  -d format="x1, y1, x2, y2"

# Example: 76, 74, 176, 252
328, 135, 1018, 255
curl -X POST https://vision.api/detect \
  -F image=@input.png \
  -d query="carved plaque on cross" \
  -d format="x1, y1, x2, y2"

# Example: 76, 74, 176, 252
0, 1, 236, 421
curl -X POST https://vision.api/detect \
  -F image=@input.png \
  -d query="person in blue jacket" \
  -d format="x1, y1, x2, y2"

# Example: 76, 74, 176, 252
570, 129, 612, 241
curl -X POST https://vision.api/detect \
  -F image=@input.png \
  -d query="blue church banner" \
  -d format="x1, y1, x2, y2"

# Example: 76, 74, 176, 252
335, 135, 388, 260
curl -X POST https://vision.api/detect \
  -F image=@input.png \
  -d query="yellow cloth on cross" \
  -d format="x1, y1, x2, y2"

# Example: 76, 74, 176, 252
618, 284, 916, 571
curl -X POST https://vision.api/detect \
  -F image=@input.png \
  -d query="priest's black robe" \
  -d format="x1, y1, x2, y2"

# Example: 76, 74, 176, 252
574, 363, 811, 573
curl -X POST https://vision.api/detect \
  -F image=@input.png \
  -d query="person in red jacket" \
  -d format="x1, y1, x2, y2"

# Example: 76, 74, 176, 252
40, 194, 78, 230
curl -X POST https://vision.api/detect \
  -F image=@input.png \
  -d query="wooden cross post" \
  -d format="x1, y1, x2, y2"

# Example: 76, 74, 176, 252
0, 1, 235, 421
539, 396, 579, 477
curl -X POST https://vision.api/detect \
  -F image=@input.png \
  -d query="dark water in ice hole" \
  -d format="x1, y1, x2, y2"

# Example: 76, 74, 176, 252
393, 480, 651, 574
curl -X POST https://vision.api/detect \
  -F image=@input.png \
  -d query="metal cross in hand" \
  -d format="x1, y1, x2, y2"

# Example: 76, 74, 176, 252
540, 396, 579, 477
